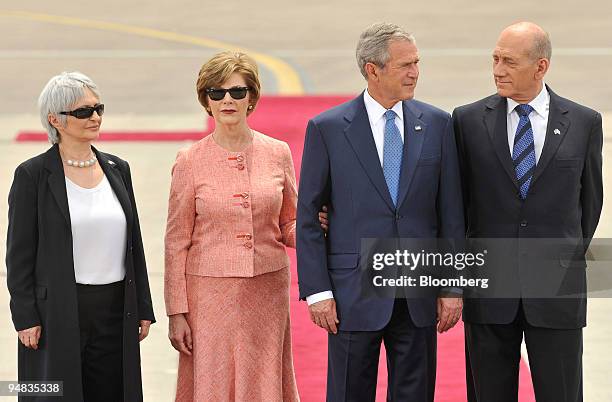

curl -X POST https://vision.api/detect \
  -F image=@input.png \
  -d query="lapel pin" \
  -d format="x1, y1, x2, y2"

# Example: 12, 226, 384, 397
108, 160, 115, 165
415, 125, 422, 132
553, 128, 561, 135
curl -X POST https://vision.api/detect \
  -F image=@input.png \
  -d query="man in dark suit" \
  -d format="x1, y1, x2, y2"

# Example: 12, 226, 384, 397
453, 22, 603, 402
297, 22, 465, 401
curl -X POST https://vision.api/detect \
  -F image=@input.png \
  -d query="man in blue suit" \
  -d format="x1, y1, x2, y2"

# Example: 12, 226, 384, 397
297, 23, 465, 401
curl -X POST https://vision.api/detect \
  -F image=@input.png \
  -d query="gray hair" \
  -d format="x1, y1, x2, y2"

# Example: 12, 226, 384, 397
530, 29, 552, 61
38, 71, 101, 144
356, 22, 415, 80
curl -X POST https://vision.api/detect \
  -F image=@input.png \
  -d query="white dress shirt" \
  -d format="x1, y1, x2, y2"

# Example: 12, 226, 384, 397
506, 84, 550, 163
66, 175, 127, 284
306, 90, 405, 305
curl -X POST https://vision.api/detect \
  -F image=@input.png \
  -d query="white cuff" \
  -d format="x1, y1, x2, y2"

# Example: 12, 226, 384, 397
306, 291, 334, 306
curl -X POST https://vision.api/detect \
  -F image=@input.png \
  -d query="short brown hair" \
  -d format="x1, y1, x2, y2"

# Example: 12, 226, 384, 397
196, 51, 261, 116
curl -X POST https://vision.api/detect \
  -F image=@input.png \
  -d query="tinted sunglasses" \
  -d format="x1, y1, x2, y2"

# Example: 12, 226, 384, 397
206, 86, 250, 101
59, 104, 105, 119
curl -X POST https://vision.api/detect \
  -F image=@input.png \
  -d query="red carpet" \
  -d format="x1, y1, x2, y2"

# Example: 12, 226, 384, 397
255, 96, 537, 401
15, 96, 537, 401
14, 96, 354, 144
288, 254, 536, 402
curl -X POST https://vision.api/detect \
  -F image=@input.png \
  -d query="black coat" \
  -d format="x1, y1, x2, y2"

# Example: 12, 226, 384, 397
6, 144, 156, 402
453, 86, 603, 329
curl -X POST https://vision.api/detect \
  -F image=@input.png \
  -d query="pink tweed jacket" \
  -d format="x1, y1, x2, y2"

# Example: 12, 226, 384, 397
164, 132, 297, 315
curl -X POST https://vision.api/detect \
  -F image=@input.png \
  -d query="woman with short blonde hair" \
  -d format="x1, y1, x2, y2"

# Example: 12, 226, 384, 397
164, 51, 301, 401
196, 51, 261, 116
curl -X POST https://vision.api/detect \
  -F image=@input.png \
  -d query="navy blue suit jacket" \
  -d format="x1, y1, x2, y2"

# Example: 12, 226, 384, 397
297, 93, 464, 331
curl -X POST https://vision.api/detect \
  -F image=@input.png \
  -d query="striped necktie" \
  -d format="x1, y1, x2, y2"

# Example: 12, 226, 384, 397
512, 104, 536, 199
383, 110, 403, 206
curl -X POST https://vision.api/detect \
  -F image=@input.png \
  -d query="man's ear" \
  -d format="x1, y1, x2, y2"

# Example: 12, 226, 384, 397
534, 58, 549, 81
365, 62, 379, 81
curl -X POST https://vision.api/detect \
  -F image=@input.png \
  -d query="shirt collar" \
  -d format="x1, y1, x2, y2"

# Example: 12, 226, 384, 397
507, 84, 550, 118
363, 89, 404, 126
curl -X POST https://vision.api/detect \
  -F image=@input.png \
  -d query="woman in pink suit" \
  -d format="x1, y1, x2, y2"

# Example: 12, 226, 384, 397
164, 51, 301, 402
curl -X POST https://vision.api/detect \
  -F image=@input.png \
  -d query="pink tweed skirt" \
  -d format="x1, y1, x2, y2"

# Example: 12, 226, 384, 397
175, 267, 300, 402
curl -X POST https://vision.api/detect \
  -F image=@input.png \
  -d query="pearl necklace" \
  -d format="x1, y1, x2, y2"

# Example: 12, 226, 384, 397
65, 155, 97, 168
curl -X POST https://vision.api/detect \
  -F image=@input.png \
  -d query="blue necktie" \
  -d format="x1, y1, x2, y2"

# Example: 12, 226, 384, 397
512, 104, 536, 199
383, 110, 403, 206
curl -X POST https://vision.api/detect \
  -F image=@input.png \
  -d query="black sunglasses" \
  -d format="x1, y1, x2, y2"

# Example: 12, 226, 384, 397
59, 104, 105, 119
206, 87, 250, 101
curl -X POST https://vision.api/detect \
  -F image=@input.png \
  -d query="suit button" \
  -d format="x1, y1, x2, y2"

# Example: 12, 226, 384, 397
237, 155, 244, 162
244, 242, 253, 249
395, 213, 401, 220
245, 233, 252, 240
242, 201, 250, 208
520, 220, 528, 227
241, 192, 249, 199
128, 279, 133, 285
126, 312, 132, 318
237, 164, 245, 170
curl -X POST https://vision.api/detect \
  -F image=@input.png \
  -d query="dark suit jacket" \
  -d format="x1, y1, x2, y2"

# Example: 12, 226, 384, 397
6, 144, 155, 402
453, 86, 603, 329
297, 93, 464, 331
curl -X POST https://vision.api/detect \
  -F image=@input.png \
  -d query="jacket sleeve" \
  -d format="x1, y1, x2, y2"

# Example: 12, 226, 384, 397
452, 108, 470, 232
296, 119, 333, 300
6, 164, 41, 331
438, 113, 466, 240
438, 113, 466, 294
580, 111, 603, 250
279, 142, 297, 248
164, 149, 195, 316
123, 161, 156, 323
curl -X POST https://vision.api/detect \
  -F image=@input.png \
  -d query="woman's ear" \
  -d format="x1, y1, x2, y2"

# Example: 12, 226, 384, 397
48, 113, 62, 130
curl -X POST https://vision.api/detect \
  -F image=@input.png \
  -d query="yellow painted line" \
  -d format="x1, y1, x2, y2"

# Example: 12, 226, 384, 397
0, 9, 304, 94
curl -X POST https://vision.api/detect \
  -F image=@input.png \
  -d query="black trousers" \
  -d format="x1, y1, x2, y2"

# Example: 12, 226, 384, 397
327, 299, 437, 402
77, 281, 124, 402
465, 302, 583, 402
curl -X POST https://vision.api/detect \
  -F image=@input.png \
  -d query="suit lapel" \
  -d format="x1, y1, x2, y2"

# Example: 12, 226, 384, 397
44, 144, 71, 227
395, 101, 426, 209
484, 96, 519, 189
94, 147, 134, 234
343, 96, 396, 212
530, 88, 570, 187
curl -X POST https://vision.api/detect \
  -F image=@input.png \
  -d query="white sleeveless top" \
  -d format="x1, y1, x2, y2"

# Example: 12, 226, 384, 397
65, 175, 127, 284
